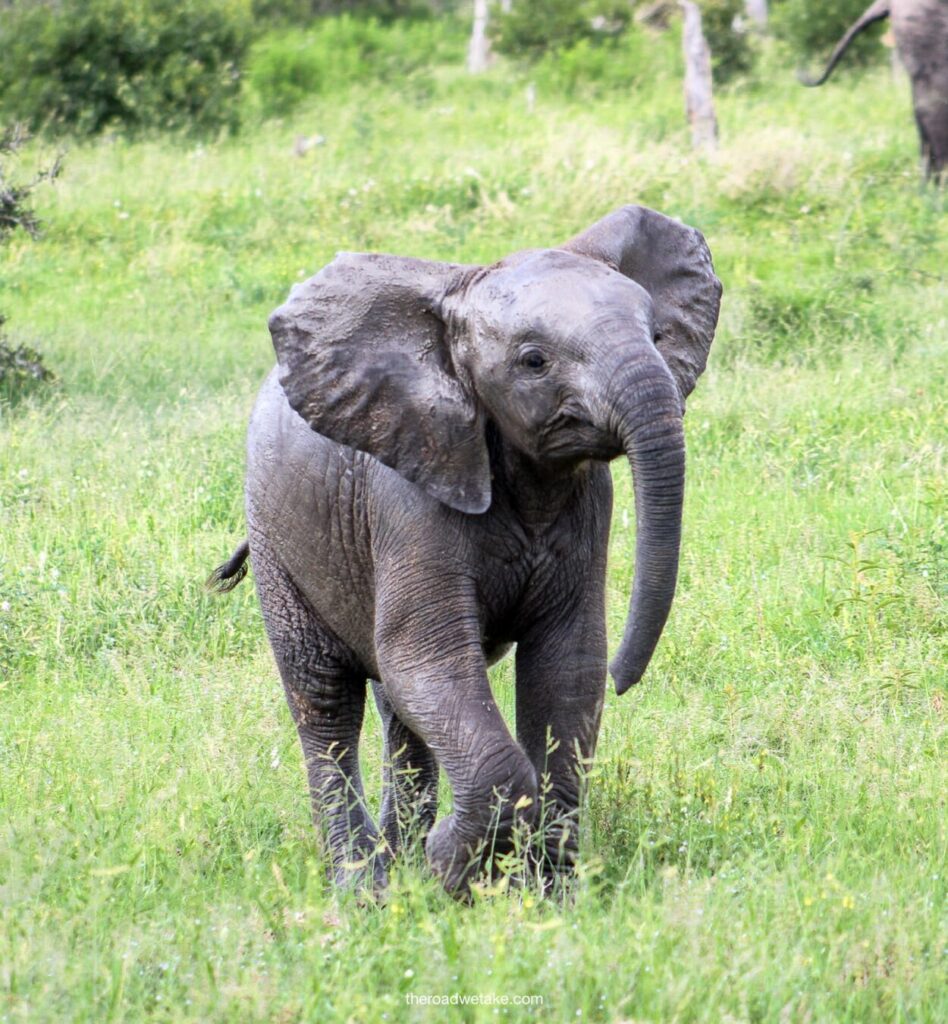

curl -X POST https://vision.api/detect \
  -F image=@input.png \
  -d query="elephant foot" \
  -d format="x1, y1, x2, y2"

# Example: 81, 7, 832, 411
333, 860, 389, 901
425, 796, 540, 898
330, 841, 391, 897
424, 816, 488, 897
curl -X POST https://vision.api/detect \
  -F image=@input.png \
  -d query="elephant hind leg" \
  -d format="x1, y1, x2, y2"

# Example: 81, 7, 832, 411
909, 79, 948, 182
372, 681, 439, 857
913, 105, 936, 179
252, 548, 386, 891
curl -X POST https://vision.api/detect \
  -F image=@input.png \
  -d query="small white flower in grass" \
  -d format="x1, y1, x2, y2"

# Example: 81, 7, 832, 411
404, 969, 414, 978
18, 468, 28, 480
0, 601, 10, 613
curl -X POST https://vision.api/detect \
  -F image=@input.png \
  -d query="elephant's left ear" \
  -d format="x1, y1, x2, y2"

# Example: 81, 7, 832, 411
562, 205, 723, 406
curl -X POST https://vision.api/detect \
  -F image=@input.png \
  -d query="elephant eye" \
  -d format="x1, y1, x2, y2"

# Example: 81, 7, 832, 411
519, 348, 547, 372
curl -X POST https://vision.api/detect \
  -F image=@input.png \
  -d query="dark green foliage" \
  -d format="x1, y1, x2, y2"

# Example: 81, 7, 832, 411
0, 331, 56, 406
251, 1, 454, 25
773, 0, 887, 65
530, 23, 681, 97
0, 124, 58, 405
491, 0, 631, 61
0, 125, 61, 242
0, 0, 253, 137
700, 0, 755, 82
246, 15, 464, 115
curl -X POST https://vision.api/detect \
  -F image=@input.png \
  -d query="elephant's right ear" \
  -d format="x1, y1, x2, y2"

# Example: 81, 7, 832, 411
269, 252, 491, 514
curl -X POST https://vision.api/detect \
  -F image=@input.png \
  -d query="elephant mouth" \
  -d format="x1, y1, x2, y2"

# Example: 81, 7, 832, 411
539, 414, 623, 463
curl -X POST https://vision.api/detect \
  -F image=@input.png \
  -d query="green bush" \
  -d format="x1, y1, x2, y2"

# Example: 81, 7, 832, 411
0, 0, 253, 137
772, 0, 887, 65
700, 0, 755, 82
531, 24, 679, 97
251, 1, 444, 24
246, 15, 464, 116
491, 0, 631, 62
0, 125, 61, 243
0, 126, 58, 406
0, 333, 57, 407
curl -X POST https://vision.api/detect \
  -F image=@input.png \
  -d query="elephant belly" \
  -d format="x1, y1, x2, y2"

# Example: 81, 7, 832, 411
483, 638, 515, 666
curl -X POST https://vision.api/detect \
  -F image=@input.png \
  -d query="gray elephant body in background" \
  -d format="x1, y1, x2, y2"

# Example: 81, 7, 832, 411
214, 207, 721, 896
802, 0, 948, 180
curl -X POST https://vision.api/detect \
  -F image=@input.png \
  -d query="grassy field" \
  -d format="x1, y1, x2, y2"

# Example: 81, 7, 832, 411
1, 32, 946, 1023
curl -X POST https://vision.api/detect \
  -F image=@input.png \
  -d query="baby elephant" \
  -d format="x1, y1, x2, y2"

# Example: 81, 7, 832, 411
211, 206, 721, 896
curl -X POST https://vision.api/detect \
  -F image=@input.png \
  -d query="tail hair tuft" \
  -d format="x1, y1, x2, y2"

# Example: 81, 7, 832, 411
205, 539, 250, 593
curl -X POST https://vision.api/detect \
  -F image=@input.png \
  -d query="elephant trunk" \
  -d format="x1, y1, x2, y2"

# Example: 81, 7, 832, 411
604, 353, 686, 695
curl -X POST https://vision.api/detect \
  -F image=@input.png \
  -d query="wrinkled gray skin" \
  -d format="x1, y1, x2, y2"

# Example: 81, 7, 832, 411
801, 0, 948, 181
226, 206, 721, 897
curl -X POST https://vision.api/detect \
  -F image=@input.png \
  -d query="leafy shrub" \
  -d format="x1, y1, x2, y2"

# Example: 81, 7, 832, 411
0, 125, 59, 405
0, 125, 61, 243
0, 0, 253, 137
0, 332, 57, 406
772, 0, 887, 65
531, 24, 679, 97
246, 15, 464, 116
251, 1, 443, 25
491, 0, 631, 61
700, 0, 755, 82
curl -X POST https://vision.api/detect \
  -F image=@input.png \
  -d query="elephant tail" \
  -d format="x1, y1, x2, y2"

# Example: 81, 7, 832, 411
798, 0, 890, 87
205, 539, 250, 593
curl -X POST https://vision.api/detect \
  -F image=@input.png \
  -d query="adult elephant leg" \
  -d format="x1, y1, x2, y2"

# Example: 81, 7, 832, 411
253, 549, 385, 890
514, 583, 608, 885
911, 89, 948, 181
375, 575, 538, 896
371, 680, 439, 856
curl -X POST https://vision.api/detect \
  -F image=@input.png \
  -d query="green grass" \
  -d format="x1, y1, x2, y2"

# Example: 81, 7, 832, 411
1, 43, 946, 1023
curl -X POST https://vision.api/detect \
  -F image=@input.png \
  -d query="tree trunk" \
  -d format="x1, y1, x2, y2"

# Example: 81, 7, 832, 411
679, 1, 718, 150
468, 0, 492, 74
745, 0, 767, 28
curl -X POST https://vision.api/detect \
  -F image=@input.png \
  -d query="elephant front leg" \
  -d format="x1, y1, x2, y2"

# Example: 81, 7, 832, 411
375, 581, 538, 897
371, 680, 439, 857
514, 599, 608, 884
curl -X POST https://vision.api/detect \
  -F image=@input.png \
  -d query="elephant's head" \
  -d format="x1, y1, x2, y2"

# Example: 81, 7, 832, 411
268, 205, 722, 693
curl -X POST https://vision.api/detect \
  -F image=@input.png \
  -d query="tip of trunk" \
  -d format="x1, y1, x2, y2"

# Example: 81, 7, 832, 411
609, 642, 651, 696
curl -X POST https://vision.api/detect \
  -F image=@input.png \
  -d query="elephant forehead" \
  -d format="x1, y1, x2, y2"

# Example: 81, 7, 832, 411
480, 249, 653, 327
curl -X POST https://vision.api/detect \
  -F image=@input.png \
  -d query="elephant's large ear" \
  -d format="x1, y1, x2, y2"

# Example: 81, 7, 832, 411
562, 205, 722, 406
268, 252, 491, 514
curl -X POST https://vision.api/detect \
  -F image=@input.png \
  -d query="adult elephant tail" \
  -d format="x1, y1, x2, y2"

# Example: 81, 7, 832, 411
798, 0, 891, 87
